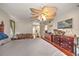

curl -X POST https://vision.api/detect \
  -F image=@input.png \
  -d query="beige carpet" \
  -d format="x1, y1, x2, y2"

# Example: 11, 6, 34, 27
0, 38, 66, 56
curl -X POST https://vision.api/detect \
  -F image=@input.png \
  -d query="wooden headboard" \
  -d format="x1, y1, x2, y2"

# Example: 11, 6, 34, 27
0, 21, 4, 32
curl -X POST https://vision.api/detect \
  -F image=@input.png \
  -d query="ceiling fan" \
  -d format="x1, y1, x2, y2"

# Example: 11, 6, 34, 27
30, 5, 57, 21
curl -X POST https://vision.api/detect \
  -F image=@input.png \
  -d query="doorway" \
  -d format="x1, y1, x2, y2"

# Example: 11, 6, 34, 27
33, 25, 40, 38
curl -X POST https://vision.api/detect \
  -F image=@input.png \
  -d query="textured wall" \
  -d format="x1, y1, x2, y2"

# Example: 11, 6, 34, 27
51, 7, 79, 36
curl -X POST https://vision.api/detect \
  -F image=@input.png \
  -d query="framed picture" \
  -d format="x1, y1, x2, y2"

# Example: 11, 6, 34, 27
57, 18, 72, 29
10, 20, 15, 35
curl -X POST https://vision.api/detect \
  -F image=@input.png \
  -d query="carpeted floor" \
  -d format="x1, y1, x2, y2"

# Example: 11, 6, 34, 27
0, 38, 66, 56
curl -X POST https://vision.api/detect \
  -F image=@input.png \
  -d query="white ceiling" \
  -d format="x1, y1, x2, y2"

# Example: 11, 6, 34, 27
0, 3, 78, 22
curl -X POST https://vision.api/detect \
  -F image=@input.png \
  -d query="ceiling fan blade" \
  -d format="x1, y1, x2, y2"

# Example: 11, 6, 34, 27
32, 15, 39, 18
31, 16, 38, 19
31, 12, 40, 15
30, 8, 41, 13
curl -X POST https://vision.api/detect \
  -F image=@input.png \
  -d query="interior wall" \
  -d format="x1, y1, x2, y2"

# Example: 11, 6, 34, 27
51, 7, 79, 36
0, 8, 33, 38
15, 20, 33, 34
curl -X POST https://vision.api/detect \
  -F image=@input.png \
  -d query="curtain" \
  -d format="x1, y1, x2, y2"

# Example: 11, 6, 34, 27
10, 20, 15, 36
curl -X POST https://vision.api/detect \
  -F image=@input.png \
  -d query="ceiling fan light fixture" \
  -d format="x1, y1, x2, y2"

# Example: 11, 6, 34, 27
30, 5, 57, 21
38, 14, 46, 21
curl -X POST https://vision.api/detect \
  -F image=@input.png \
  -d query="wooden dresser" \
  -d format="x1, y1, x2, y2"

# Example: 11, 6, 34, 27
43, 33, 75, 56
53, 35, 74, 53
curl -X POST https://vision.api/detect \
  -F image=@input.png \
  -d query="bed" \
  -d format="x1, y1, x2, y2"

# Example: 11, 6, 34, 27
0, 38, 66, 56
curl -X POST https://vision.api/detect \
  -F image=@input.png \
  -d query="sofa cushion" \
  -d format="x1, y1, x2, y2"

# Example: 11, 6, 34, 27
0, 32, 8, 40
